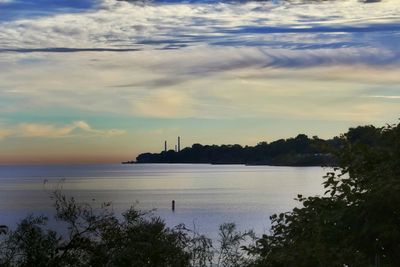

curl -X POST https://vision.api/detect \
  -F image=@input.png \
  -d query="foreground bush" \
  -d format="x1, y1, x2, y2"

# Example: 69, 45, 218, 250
245, 122, 400, 267
0, 191, 254, 267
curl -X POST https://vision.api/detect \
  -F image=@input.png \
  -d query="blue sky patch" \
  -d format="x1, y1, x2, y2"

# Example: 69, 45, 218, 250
0, 0, 99, 21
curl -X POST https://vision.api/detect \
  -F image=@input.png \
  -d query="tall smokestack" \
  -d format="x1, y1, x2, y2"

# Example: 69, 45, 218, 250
164, 140, 167, 152
178, 136, 181, 152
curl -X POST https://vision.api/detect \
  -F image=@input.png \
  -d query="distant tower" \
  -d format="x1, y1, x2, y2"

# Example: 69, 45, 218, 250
175, 145, 177, 152
164, 140, 167, 152
178, 136, 181, 152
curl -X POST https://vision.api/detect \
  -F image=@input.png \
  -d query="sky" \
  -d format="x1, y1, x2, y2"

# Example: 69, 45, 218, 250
0, 0, 399, 164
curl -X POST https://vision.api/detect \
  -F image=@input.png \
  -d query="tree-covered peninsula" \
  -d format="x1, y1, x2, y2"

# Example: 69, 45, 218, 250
134, 133, 346, 166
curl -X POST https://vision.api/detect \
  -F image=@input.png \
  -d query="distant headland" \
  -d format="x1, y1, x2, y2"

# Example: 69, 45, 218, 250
126, 132, 350, 166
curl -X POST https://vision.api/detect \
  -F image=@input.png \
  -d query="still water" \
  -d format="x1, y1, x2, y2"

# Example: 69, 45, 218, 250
0, 164, 327, 239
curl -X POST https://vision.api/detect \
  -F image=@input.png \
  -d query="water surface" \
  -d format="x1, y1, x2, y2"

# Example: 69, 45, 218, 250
0, 164, 327, 238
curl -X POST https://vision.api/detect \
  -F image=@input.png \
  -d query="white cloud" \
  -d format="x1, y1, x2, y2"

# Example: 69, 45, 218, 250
0, 121, 125, 139
0, 0, 399, 65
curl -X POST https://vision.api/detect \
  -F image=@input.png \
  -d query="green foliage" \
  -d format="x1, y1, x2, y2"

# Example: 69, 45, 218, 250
216, 223, 256, 267
0, 191, 252, 267
245, 123, 400, 266
0, 216, 59, 267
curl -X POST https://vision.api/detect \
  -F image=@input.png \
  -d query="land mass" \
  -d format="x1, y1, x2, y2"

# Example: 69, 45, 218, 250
131, 133, 346, 166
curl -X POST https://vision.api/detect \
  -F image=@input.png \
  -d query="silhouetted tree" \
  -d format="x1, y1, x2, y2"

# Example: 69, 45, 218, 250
245, 122, 400, 266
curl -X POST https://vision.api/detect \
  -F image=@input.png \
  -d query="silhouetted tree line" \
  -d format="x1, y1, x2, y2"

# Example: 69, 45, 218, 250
2, 123, 399, 266
136, 134, 343, 166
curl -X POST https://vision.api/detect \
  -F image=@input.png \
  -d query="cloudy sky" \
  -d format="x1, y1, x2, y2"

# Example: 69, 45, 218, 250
0, 0, 399, 164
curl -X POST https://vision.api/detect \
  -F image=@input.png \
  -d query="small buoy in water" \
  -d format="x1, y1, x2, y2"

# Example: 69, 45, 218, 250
172, 200, 175, 212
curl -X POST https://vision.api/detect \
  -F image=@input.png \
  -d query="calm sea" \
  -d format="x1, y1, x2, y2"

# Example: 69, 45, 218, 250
0, 164, 327, 239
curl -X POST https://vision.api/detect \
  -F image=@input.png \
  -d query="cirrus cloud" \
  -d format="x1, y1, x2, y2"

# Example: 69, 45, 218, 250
0, 0, 399, 68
